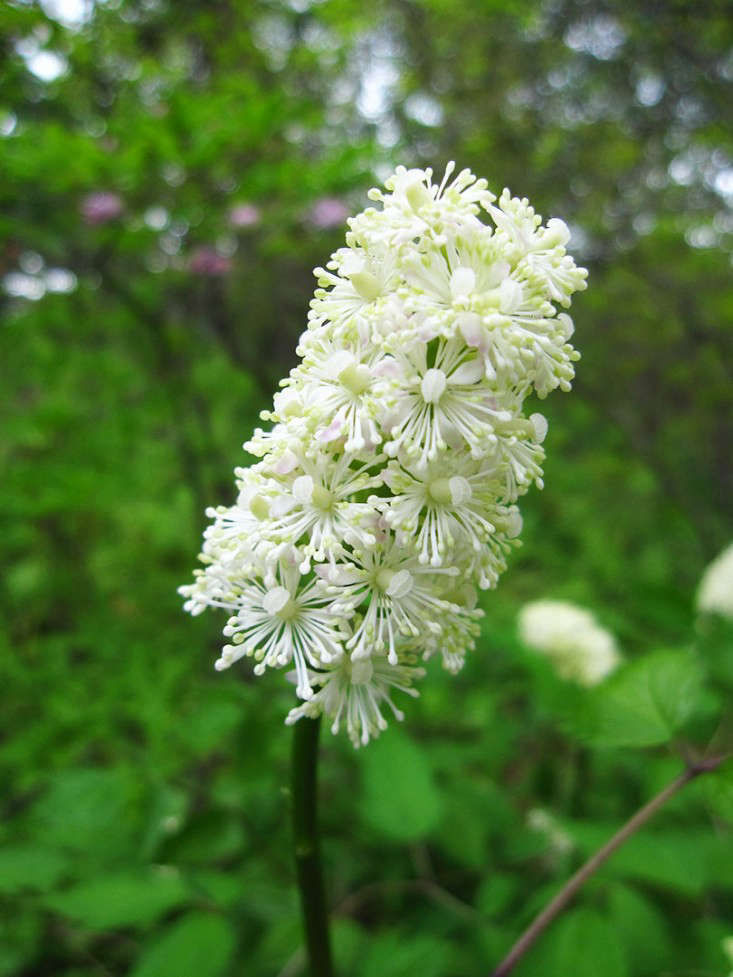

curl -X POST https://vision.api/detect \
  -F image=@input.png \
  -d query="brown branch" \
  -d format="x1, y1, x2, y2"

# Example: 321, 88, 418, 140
490, 755, 729, 977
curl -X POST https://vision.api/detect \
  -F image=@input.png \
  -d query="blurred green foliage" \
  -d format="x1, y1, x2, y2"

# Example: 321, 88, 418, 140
1, 0, 731, 975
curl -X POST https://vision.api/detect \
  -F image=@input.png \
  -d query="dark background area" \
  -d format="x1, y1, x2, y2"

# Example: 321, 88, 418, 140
1, 1, 732, 975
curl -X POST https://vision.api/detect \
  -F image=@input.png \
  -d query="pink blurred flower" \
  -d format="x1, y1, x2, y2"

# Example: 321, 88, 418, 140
189, 246, 232, 277
229, 203, 261, 228
308, 197, 350, 229
81, 191, 124, 225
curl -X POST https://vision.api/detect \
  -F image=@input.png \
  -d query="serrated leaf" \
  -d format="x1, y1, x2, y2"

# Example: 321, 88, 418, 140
360, 728, 442, 842
130, 912, 236, 977
582, 650, 705, 747
44, 868, 190, 930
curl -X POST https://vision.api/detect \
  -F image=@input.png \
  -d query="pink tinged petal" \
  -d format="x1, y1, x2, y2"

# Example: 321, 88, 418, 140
449, 359, 484, 385
318, 419, 344, 443
292, 475, 315, 504
271, 495, 297, 518
457, 312, 485, 349
315, 564, 364, 586
274, 450, 298, 475
372, 357, 401, 379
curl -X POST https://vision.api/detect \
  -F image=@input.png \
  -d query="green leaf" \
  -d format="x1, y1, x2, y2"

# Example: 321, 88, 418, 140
44, 868, 191, 930
0, 908, 43, 977
360, 728, 442, 842
158, 811, 245, 864
475, 872, 518, 917
359, 930, 452, 977
0, 846, 69, 894
567, 822, 709, 896
606, 884, 670, 972
515, 908, 629, 977
704, 756, 733, 821
582, 650, 705, 747
130, 912, 236, 977
29, 768, 144, 858
332, 918, 366, 976
188, 870, 244, 909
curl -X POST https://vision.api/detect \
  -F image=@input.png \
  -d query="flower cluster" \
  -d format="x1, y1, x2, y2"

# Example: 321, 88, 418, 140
696, 542, 733, 619
518, 599, 620, 686
180, 163, 587, 746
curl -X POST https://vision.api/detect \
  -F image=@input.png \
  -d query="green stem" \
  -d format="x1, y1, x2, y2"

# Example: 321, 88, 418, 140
292, 716, 334, 977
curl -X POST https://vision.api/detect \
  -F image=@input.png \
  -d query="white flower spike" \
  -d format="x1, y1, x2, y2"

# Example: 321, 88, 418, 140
181, 162, 587, 746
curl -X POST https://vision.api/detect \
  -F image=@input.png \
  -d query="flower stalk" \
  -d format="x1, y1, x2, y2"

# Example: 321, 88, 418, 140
292, 715, 334, 977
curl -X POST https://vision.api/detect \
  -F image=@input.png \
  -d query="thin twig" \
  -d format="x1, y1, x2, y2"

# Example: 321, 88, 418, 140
336, 877, 480, 923
491, 755, 729, 977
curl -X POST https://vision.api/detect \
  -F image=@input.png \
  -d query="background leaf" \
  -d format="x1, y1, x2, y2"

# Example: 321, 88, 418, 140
581, 650, 706, 747
129, 912, 236, 977
360, 728, 442, 842
44, 870, 191, 930
0, 846, 69, 894
516, 908, 629, 977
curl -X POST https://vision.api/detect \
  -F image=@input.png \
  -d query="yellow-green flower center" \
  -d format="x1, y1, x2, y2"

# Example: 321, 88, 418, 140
311, 484, 333, 510
428, 478, 453, 504
349, 270, 382, 301
339, 362, 371, 396
249, 494, 270, 520
262, 587, 298, 620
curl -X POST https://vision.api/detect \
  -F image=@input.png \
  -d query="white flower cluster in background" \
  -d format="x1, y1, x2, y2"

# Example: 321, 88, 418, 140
526, 808, 575, 857
722, 935, 733, 977
180, 163, 587, 746
518, 600, 620, 686
696, 543, 733, 619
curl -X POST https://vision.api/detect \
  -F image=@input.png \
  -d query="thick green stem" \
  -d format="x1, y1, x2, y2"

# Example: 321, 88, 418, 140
292, 716, 334, 977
